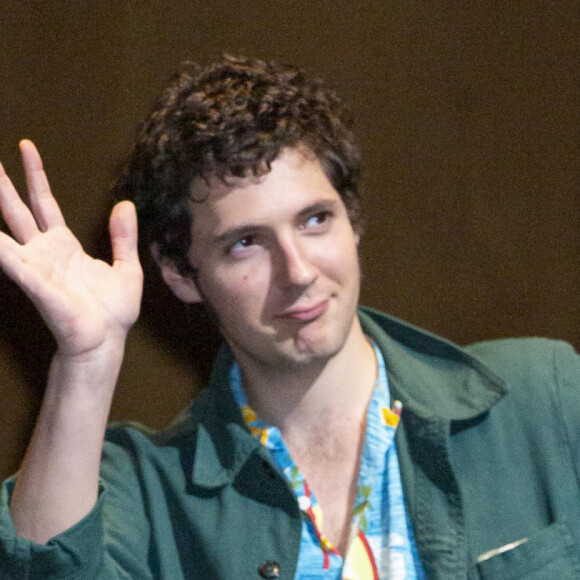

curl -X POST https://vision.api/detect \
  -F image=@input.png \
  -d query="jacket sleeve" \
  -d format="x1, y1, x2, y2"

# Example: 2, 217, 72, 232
554, 341, 580, 477
0, 437, 153, 579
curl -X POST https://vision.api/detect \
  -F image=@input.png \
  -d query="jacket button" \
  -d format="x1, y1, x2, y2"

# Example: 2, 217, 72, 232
259, 560, 281, 578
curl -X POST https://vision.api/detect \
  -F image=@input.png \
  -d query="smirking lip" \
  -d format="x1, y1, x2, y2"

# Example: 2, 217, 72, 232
280, 299, 329, 321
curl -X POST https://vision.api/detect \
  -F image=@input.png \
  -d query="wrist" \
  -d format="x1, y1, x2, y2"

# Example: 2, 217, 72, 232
49, 337, 127, 399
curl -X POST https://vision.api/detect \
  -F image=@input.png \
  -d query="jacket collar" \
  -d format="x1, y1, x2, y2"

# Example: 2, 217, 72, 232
359, 306, 506, 420
184, 345, 263, 488
184, 307, 507, 489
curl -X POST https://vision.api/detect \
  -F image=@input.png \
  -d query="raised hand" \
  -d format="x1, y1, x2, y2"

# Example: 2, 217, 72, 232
0, 140, 143, 359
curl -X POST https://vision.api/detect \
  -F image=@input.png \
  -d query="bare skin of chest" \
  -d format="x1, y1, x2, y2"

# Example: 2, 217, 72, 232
285, 421, 365, 556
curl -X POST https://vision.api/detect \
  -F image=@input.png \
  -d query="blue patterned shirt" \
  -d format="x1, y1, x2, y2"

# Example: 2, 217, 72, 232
230, 342, 425, 579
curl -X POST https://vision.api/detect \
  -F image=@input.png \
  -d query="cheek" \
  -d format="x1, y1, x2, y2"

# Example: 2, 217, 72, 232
210, 265, 270, 310
317, 238, 359, 279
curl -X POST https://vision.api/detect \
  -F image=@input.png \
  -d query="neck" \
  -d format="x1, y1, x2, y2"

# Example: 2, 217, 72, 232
235, 318, 377, 438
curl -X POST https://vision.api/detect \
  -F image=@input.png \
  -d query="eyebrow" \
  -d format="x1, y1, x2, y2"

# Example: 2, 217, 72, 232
212, 198, 341, 246
295, 199, 340, 221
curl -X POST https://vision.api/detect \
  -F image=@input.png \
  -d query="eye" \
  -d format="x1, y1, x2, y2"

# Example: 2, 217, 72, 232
229, 234, 258, 258
233, 235, 255, 249
302, 210, 332, 230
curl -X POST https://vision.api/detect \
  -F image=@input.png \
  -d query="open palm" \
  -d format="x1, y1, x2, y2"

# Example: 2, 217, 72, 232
0, 141, 143, 357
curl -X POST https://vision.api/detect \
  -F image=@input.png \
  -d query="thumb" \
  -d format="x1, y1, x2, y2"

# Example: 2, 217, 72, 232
109, 201, 140, 269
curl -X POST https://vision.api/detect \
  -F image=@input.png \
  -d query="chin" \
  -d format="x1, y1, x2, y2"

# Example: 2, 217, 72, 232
226, 309, 358, 370
285, 328, 350, 364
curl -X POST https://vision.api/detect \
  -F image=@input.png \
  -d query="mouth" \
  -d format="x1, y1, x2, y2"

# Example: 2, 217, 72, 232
278, 299, 330, 322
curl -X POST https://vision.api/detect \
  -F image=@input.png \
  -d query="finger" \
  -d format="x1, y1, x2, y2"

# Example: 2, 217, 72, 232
0, 160, 41, 243
109, 201, 141, 271
20, 140, 66, 231
0, 230, 31, 285
0, 231, 65, 323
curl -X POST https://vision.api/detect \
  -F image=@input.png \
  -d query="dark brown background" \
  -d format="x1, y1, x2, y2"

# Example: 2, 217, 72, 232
1, 1, 578, 481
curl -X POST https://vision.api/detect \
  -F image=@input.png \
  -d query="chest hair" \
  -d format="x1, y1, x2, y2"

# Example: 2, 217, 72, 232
283, 418, 366, 554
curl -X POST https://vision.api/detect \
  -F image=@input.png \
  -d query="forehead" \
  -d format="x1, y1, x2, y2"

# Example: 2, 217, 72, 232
188, 148, 342, 239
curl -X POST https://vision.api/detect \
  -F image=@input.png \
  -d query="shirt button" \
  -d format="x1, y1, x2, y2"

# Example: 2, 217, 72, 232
259, 560, 281, 578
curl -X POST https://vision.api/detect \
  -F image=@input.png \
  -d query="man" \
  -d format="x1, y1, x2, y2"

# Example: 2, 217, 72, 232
0, 55, 579, 579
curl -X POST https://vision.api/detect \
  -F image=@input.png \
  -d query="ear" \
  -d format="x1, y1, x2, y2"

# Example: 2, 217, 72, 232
150, 245, 203, 303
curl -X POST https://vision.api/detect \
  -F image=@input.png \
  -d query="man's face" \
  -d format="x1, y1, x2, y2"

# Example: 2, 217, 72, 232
186, 147, 361, 371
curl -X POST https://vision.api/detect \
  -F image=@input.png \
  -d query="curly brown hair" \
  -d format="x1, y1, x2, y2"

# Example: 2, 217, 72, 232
113, 55, 362, 274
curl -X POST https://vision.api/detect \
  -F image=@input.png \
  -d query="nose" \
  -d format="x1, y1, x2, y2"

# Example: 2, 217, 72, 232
275, 237, 317, 288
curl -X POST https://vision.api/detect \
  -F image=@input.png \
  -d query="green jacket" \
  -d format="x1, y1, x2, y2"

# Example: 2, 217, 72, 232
1, 307, 579, 579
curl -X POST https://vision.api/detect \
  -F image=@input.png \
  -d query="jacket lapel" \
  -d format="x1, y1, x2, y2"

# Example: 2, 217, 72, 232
359, 307, 506, 578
